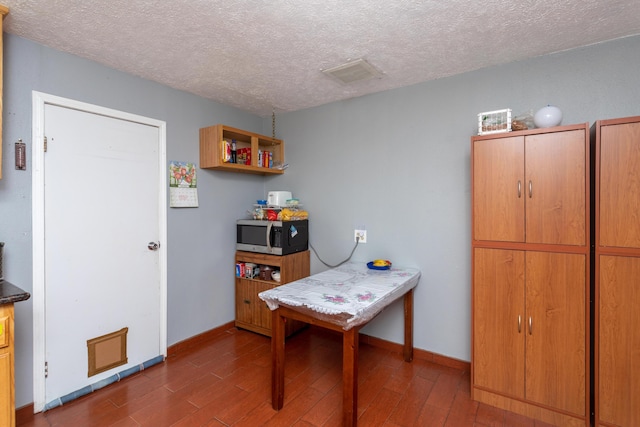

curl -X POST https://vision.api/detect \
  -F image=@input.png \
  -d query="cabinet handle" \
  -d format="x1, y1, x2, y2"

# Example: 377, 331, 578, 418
529, 181, 533, 198
243, 299, 251, 304
529, 316, 532, 335
518, 315, 521, 333
517, 181, 521, 198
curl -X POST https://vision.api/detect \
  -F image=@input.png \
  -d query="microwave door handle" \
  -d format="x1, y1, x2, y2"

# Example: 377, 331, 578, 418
266, 222, 273, 252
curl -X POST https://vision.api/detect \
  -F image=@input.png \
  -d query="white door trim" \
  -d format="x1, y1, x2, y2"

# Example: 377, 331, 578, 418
31, 91, 168, 413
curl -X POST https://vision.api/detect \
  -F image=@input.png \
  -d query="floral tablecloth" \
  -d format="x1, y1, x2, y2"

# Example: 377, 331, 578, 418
258, 262, 421, 330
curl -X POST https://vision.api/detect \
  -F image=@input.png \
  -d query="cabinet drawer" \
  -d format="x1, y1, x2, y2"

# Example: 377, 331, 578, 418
0, 316, 8, 349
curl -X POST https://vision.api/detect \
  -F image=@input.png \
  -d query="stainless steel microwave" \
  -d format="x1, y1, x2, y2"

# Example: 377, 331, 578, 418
236, 219, 309, 255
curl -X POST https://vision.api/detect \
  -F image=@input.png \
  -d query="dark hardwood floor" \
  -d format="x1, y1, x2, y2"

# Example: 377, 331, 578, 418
17, 326, 549, 426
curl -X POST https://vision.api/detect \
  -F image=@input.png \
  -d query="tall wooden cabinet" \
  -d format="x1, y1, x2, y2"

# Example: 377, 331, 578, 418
471, 124, 590, 426
593, 116, 640, 427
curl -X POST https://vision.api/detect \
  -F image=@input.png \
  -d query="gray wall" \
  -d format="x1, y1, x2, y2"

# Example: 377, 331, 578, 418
1, 31, 639, 408
0, 34, 270, 407
269, 35, 640, 361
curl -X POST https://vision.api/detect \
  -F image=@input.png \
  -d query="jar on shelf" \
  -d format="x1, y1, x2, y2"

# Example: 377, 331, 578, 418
259, 265, 273, 281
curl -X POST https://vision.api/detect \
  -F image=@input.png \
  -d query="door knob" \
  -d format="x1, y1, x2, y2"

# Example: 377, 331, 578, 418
148, 241, 160, 251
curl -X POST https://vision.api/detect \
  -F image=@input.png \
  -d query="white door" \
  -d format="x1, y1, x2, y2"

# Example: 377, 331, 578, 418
31, 93, 167, 411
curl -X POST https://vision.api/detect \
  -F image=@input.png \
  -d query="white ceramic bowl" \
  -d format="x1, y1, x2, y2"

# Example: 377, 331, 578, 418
271, 270, 281, 282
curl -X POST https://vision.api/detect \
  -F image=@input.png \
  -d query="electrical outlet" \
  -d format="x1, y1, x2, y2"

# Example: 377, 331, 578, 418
354, 229, 367, 243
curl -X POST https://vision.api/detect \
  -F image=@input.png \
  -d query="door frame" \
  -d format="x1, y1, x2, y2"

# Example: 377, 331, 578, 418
31, 91, 168, 412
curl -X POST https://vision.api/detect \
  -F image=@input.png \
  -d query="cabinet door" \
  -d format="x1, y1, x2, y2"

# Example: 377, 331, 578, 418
473, 136, 525, 242
599, 121, 640, 249
525, 130, 586, 246
0, 352, 11, 427
235, 279, 254, 326
525, 251, 585, 416
235, 278, 274, 331
598, 255, 640, 426
473, 248, 525, 398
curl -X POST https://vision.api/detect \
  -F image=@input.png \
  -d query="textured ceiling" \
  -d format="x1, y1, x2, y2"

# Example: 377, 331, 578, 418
2, 0, 640, 117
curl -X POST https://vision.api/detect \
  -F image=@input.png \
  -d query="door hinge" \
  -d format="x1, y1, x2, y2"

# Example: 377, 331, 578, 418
45, 361, 49, 378
44, 136, 48, 153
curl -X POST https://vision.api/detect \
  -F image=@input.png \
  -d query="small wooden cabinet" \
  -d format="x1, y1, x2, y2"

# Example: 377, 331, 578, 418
0, 304, 14, 427
200, 124, 284, 175
471, 124, 590, 426
593, 116, 640, 427
235, 250, 309, 336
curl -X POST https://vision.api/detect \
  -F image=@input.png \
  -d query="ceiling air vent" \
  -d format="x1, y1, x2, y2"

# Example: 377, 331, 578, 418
322, 59, 383, 84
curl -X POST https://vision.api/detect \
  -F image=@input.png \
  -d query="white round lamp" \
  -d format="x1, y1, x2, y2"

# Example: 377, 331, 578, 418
534, 105, 563, 128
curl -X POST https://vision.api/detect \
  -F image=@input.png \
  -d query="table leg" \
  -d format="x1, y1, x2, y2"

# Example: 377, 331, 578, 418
271, 308, 285, 410
343, 327, 359, 427
403, 288, 414, 362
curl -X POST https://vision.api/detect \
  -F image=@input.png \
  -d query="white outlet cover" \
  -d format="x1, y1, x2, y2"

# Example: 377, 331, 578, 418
354, 229, 367, 243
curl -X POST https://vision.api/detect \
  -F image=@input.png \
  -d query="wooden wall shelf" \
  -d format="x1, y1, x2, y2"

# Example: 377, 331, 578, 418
200, 124, 284, 175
